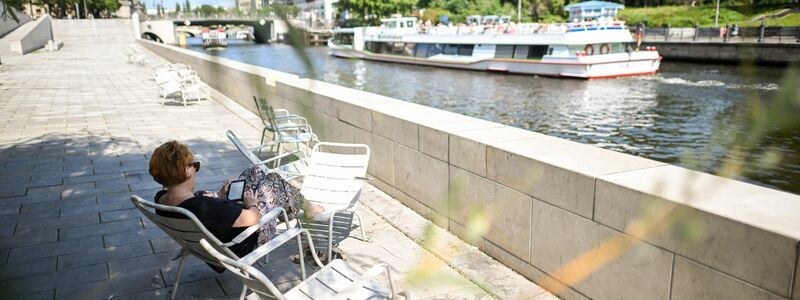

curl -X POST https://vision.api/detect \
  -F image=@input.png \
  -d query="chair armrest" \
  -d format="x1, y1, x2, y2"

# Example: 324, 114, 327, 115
332, 264, 406, 300
223, 207, 289, 246
273, 108, 290, 116
256, 150, 302, 166
237, 227, 304, 266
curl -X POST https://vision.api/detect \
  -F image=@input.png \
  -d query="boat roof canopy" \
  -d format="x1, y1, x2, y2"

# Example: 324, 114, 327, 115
564, 1, 625, 11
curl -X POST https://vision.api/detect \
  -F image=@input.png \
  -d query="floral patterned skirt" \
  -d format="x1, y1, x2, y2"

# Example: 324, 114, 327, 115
237, 166, 303, 246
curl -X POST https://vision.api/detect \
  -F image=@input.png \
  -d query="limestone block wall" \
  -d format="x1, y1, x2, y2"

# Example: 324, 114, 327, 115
140, 40, 800, 300
647, 41, 800, 65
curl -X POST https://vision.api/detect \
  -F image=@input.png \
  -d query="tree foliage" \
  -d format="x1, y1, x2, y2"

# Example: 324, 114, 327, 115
335, 0, 418, 21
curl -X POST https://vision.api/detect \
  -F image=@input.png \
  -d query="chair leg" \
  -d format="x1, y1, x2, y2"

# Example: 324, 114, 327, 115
238, 284, 248, 300
297, 234, 307, 279
353, 211, 370, 242
170, 254, 188, 300
328, 211, 337, 264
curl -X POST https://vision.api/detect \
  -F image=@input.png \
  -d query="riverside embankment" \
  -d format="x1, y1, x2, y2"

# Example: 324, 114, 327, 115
142, 39, 800, 300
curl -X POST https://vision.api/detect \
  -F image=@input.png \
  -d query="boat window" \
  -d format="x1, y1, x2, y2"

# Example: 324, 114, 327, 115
414, 44, 429, 57
547, 47, 554, 55
513, 45, 529, 59
428, 44, 443, 56
457, 45, 474, 56
443, 44, 459, 55
389, 43, 405, 55
527, 45, 548, 59
365, 42, 381, 53
407, 20, 415, 28
495, 45, 514, 58
403, 43, 416, 56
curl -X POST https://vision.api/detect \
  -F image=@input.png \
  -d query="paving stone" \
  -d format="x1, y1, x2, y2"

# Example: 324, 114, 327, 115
0, 203, 20, 215
59, 218, 142, 240
113, 278, 225, 300
58, 240, 153, 271
20, 196, 96, 214
100, 207, 141, 222
101, 228, 164, 247
59, 200, 132, 217
108, 250, 181, 276
0, 257, 57, 281
7, 236, 103, 263
0, 263, 108, 294
15, 213, 99, 235
0, 224, 14, 237
55, 267, 164, 300
0, 230, 58, 249
160, 258, 219, 286
150, 237, 181, 253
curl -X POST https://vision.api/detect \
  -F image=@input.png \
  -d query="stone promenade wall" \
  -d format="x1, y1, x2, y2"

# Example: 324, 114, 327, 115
646, 41, 800, 65
140, 40, 800, 300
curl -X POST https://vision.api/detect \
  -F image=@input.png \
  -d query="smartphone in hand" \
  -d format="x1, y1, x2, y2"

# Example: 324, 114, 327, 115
227, 180, 245, 201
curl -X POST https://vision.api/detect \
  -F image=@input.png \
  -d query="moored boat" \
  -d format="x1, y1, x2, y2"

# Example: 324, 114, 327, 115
328, 1, 660, 79
202, 26, 228, 51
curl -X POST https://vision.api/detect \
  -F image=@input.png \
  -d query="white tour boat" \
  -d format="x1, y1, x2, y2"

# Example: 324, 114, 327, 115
328, 1, 660, 79
201, 26, 228, 50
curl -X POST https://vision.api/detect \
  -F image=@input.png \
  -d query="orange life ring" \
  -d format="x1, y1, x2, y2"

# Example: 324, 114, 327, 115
584, 44, 595, 55
599, 43, 610, 54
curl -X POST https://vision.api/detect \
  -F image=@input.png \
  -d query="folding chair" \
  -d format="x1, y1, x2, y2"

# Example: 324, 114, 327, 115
199, 229, 411, 299
298, 142, 371, 263
226, 129, 308, 182
130, 195, 290, 299
253, 96, 318, 157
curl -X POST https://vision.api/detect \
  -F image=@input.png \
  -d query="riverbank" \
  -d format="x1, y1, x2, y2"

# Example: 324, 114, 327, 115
142, 38, 800, 300
620, 4, 800, 27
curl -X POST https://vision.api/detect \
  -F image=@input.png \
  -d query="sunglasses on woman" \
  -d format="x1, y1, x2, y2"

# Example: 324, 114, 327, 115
189, 161, 201, 171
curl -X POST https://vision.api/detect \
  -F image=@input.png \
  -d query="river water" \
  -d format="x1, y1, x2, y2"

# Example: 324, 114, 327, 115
185, 39, 799, 194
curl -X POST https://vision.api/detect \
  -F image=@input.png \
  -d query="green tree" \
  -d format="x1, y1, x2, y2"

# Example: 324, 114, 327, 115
0, 0, 24, 22
335, 0, 418, 21
427, 0, 514, 23
175, 2, 180, 14
184, 0, 190, 13
197, 4, 216, 16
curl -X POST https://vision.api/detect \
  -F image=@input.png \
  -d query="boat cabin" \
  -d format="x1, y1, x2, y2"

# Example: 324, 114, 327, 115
564, 0, 624, 23
381, 17, 417, 29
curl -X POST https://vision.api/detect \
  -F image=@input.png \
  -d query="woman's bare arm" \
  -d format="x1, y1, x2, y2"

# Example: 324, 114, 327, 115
233, 190, 260, 227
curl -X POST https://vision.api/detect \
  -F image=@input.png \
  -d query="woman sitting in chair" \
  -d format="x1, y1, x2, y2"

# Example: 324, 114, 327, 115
148, 140, 324, 268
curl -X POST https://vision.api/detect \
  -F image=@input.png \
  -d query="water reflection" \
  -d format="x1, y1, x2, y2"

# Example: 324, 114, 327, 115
186, 38, 797, 194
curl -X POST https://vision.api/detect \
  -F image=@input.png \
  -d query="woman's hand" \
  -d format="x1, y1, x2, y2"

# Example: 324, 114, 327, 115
243, 190, 258, 207
217, 179, 233, 200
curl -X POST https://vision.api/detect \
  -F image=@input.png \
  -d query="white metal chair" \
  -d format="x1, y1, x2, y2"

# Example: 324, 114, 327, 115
254, 97, 319, 158
226, 129, 308, 182
199, 230, 410, 299
299, 142, 371, 263
158, 76, 210, 107
130, 195, 290, 300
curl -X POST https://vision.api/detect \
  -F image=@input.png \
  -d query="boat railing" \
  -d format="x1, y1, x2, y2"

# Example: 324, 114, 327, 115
363, 21, 626, 39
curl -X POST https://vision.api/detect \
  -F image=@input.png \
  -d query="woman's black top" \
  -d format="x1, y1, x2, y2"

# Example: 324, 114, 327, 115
154, 190, 258, 272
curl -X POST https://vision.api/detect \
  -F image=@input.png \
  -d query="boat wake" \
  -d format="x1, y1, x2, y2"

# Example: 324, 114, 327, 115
642, 76, 780, 91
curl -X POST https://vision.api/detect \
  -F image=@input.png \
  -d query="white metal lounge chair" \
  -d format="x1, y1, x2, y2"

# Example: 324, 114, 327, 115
253, 97, 319, 158
130, 195, 291, 300
199, 231, 410, 299
158, 76, 209, 107
299, 142, 371, 263
226, 129, 308, 181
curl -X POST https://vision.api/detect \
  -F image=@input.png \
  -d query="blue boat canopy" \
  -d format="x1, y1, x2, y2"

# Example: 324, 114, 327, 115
564, 1, 625, 11
564, 1, 624, 22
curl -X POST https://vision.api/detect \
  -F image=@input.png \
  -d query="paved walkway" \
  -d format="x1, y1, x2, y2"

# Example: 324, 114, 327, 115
0, 40, 553, 299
